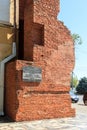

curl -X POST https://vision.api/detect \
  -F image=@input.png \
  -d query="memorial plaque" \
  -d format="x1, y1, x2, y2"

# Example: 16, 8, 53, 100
23, 66, 42, 82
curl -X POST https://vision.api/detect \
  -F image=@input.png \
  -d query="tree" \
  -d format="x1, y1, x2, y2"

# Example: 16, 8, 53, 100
76, 77, 87, 94
70, 73, 79, 89
71, 33, 82, 87
72, 33, 82, 45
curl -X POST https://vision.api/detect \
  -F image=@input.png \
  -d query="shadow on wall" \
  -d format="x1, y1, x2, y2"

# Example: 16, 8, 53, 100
18, 21, 44, 61
19, 0, 44, 61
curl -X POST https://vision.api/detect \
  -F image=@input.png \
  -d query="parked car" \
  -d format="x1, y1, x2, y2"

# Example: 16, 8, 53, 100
69, 90, 79, 103
83, 92, 87, 105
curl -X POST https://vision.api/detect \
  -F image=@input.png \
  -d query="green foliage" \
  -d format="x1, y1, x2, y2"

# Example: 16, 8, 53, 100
76, 77, 87, 94
72, 33, 82, 45
70, 74, 79, 89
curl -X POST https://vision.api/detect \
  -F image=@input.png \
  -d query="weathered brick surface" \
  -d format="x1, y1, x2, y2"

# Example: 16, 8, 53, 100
5, 0, 75, 121
5, 60, 75, 121
19, 0, 24, 19
24, 0, 75, 86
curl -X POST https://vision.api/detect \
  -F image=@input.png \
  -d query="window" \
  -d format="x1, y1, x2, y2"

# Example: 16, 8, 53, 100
0, 0, 19, 26
0, 0, 10, 24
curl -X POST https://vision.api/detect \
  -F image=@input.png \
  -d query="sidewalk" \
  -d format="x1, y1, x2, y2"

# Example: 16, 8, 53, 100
0, 96, 87, 130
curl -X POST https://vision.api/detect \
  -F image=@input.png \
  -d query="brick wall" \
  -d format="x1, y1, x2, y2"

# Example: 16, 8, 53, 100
5, 60, 75, 121
24, 0, 75, 87
5, 0, 75, 121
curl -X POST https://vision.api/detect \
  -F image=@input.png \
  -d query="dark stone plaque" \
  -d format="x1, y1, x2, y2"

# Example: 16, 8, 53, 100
22, 66, 42, 82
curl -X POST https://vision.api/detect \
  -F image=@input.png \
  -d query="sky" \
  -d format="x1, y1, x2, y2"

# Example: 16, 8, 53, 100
58, 0, 87, 80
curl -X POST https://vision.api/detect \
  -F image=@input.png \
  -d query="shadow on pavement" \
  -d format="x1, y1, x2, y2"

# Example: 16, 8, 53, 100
0, 116, 13, 123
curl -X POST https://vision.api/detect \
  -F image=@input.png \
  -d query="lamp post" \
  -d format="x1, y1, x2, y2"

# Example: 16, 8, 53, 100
71, 71, 74, 90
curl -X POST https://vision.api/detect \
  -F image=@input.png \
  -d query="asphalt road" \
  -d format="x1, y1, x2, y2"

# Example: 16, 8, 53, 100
72, 95, 87, 114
